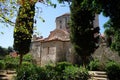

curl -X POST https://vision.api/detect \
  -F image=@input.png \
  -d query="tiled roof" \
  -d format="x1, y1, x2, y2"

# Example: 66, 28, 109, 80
33, 29, 70, 42
56, 13, 70, 19
44, 29, 69, 40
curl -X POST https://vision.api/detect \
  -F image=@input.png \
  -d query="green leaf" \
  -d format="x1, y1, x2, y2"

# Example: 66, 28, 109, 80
39, 16, 45, 22
1, 32, 4, 34
14, 28, 17, 32
54, 4, 56, 8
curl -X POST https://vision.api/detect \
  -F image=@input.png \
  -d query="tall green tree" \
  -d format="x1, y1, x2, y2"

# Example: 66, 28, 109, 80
70, 0, 100, 66
14, 0, 56, 65
14, 0, 35, 65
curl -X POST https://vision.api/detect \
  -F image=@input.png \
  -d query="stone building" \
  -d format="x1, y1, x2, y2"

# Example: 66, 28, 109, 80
30, 13, 100, 66
31, 13, 72, 66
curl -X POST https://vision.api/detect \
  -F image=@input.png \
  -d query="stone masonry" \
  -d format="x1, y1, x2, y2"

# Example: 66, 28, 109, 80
30, 13, 120, 66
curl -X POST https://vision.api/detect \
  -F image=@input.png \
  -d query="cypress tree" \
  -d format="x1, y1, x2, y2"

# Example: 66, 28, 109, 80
70, 0, 99, 66
14, 1, 35, 65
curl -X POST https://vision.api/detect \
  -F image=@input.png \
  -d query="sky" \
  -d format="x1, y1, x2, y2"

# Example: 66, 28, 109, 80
0, 1, 109, 48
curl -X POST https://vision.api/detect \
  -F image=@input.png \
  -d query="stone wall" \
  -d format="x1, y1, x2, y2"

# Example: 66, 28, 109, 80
92, 43, 120, 64
30, 41, 41, 60
40, 41, 57, 66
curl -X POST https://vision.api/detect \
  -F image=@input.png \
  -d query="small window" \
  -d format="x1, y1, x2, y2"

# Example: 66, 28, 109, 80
60, 25, 62, 29
59, 20, 62, 23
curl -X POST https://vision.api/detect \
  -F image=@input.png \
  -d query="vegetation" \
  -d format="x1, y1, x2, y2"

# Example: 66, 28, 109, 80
15, 62, 89, 80
88, 59, 101, 71
13, 0, 35, 65
1, 1, 120, 80
99, 0, 120, 55
63, 66, 89, 80
4, 55, 19, 69
0, 54, 33, 70
15, 64, 46, 80
0, 46, 13, 59
0, 60, 5, 70
13, 0, 57, 66
105, 61, 120, 80
70, 0, 100, 66
0, 0, 17, 26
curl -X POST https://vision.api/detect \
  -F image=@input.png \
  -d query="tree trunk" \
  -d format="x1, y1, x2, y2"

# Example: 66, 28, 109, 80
19, 54, 23, 66
81, 56, 87, 68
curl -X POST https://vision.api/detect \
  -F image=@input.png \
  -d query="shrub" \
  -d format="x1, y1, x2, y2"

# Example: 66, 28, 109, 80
45, 62, 72, 80
45, 64, 58, 80
15, 62, 89, 80
3, 54, 33, 70
15, 64, 46, 80
55, 62, 73, 73
4, 55, 19, 69
21, 61, 33, 67
63, 66, 89, 80
23, 54, 33, 62
88, 59, 101, 71
0, 60, 5, 70
105, 61, 120, 80
45, 62, 89, 80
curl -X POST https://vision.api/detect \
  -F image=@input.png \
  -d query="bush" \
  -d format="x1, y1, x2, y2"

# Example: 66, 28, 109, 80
63, 66, 89, 80
21, 61, 33, 67
4, 55, 19, 69
45, 62, 89, 80
105, 61, 120, 80
23, 54, 33, 62
3, 54, 33, 70
16, 64, 46, 80
0, 60, 5, 70
45, 62, 72, 80
88, 59, 101, 71
55, 62, 73, 73
15, 62, 90, 80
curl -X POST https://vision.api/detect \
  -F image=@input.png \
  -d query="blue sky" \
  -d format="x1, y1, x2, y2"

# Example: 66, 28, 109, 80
0, 2, 109, 48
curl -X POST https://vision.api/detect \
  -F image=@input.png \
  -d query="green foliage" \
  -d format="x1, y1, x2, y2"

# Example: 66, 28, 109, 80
0, 46, 13, 58
15, 62, 89, 80
104, 19, 120, 55
21, 61, 33, 67
88, 59, 101, 71
16, 65, 46, 80
45, 62, 89, 80
0, 60, 5, 70
7, 46, 13, 53
0, 46, 8, 57
100, 0, 120, 55
0, 0, 17, 26
63, 66, 89, 80
0, 54, 33, 70
13, 1, 35, 65
55, 62, 73, 72
45, 62, 72, 80
70, 0, 100, 66
111, 30, 120, 56
14, 2, 35, 54
23, 54, 33, 62
4, 55, 19, 69
105, 61, 120, 80
45, 64, 58, 80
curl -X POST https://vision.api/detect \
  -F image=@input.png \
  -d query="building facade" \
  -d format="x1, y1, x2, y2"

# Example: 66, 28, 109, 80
30, 13, 100, 66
